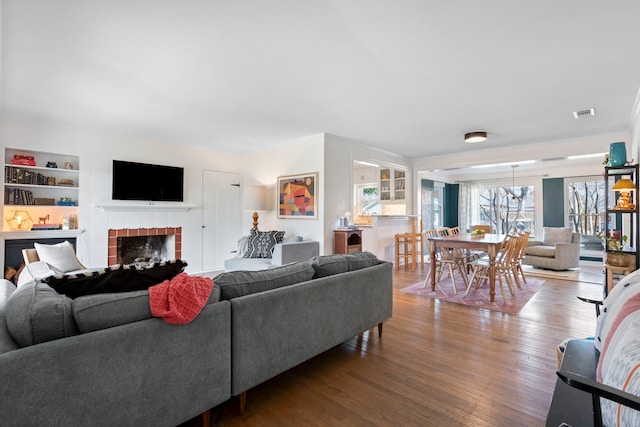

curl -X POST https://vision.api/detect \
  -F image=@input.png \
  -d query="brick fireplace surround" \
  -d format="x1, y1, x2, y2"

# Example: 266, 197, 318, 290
107, 227, 182, 266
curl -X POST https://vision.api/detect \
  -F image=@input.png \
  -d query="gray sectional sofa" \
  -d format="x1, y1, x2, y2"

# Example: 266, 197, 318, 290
0, 252, 392, 425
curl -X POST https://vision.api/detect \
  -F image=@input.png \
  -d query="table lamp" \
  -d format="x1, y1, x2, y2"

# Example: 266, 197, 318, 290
612, 178, 636, 209
243, 185, 271, 230
6, 210, 33, 231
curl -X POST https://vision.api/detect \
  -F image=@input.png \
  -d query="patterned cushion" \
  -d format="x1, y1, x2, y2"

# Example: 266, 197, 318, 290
597, 293, 640, 426
595, 269, 640, 351
243, 230, 285, 259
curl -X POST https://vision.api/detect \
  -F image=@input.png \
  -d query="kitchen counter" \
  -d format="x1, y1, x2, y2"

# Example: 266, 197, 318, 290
357, 215, 418, 263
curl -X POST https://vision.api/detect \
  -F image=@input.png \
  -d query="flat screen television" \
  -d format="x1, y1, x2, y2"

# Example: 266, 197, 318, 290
112, 160, 184, 202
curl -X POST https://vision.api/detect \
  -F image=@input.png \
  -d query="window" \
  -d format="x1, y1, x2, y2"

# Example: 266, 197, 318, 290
566, 176, 609, 257
478, 184, 536, 235
355, 183, 380, 215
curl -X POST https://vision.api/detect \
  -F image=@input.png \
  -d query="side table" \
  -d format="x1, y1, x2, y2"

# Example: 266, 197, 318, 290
604, 263, 634, 295
334, 229, 362, 254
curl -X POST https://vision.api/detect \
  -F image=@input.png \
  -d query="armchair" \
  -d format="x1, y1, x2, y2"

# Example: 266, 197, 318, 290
523, 227, 581, 271
224, 233, 319, 272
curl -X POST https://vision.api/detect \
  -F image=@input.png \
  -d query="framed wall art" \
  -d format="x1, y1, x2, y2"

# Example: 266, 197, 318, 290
277, 172, 318, 219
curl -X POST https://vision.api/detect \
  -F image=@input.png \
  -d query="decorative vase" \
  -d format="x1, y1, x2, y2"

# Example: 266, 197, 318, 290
607, 252, 630, 267
609, 142, 627, 166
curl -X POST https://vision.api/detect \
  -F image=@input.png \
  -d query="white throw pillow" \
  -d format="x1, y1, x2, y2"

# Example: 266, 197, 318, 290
34, 241, 83, 273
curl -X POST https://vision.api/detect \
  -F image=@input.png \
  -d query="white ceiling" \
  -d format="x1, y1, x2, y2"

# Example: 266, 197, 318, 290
2, 1, 640, 159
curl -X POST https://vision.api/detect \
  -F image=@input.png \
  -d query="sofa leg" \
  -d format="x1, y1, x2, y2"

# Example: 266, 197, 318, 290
200, 409, 211, 427
378, 322, 383, 338
238, 391, 247, 415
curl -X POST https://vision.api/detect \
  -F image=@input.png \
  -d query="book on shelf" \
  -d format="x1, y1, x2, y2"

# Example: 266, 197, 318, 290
31, 224, 61, 231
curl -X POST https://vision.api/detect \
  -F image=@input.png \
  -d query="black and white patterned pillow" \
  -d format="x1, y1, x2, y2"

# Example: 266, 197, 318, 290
44, 259, 188, 298
243, 230, 285, 259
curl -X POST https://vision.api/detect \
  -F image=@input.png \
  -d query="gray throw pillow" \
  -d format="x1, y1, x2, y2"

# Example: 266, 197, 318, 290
243, 230, 285, 259
214, 262, 314, 300
5, 281, 78, 347
309, 254, 350, 278
309, 252, 380, 278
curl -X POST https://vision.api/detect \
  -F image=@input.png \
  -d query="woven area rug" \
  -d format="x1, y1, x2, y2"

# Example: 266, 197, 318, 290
521, 263, 603, 285
400, 275, 545, 314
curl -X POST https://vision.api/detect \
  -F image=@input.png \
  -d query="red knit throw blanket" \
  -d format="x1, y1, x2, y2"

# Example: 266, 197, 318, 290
148, 273, 213, 324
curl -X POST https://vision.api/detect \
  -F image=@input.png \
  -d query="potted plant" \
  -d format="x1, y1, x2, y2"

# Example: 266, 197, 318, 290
598, 232, 631, 266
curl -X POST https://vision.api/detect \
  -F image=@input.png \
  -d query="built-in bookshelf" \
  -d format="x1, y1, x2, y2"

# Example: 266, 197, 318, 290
3, 148, 79, 232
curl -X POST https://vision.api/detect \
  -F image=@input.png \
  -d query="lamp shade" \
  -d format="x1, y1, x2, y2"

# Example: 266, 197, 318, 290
612, 178, 635, 191
6, 210, 33, 230
242, 185, 271, 212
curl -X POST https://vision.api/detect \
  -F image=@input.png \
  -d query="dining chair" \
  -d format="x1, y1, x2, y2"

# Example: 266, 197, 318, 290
511, 231, 530, 287
435, 226, 469, 294
466, 234, 518, 301
422, 228, 442, 287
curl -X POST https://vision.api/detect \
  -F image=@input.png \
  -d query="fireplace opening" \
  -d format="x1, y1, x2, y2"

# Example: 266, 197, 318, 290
117, 235, 174, 265
108, 227, 182, 266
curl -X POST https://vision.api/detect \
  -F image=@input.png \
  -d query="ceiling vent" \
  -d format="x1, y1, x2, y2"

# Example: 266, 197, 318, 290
573, 108, 595, 119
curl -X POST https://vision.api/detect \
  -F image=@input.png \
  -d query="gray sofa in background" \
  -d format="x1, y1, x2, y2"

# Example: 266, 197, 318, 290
224, 235, 319, 271
523, 227, 581, 270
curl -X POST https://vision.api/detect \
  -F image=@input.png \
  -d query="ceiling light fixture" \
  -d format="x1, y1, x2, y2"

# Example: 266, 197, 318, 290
567, 152, 608, 160
471, 160, 536, 169
464, 131, 487, 143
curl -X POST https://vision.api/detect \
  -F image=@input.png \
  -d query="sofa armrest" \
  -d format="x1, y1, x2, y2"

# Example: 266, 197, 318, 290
271, 240, 320, 266
527, 240, 543, 247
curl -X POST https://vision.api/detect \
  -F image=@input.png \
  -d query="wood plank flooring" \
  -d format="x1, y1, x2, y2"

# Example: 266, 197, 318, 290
187, 266, 604, 426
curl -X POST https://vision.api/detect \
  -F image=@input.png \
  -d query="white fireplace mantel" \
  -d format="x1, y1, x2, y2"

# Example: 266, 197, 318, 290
94, 203, 197, 212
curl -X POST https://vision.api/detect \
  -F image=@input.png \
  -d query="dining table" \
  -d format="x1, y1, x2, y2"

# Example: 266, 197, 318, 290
426, 233, 506, 302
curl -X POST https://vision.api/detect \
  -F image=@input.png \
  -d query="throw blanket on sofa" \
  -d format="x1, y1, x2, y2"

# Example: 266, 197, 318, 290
149, 273, 213, 324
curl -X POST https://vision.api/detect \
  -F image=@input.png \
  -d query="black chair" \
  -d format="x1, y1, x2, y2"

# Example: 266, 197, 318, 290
556, 370, 640, 427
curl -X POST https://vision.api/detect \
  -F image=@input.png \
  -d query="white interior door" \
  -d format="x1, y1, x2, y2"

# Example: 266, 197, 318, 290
202, 170, 242, 271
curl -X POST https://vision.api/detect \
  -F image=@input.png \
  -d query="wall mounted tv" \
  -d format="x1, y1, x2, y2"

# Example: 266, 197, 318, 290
112, 160, 184, 202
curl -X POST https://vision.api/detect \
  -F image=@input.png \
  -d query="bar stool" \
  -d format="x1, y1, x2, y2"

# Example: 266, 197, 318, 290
394, 218, 424, 270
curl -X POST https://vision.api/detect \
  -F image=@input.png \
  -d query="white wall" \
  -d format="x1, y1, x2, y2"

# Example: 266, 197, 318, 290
0, 112, 244, 272
243, 134, 326, 250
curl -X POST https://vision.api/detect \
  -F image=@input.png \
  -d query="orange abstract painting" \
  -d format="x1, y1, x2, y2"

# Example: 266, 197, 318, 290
277, 172, 318, 219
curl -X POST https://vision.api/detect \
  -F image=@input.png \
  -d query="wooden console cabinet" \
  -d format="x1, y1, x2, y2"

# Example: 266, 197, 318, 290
334, 229, 362, 254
